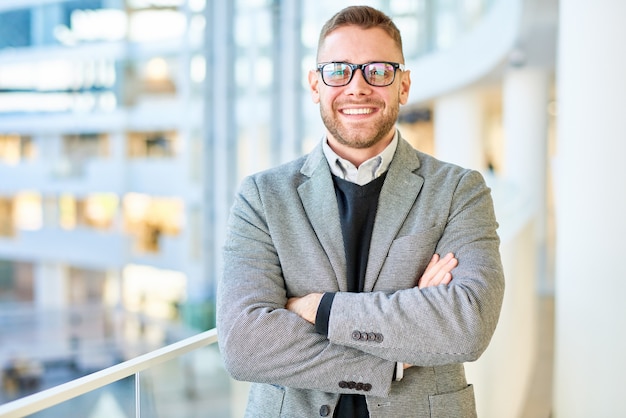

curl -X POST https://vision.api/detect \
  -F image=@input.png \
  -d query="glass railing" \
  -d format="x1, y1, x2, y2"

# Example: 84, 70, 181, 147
0, 329, 238, 418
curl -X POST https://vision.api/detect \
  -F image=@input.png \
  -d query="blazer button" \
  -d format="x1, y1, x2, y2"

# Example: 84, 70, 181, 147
356, 382, 364, 391
347, 381, 357, 389
319, 405, 331, 417
367, 332, 376, 341
351, 330, 361, 340
375, 333, 384, 343
363, 383, 372, 392
338, 381, 348, 389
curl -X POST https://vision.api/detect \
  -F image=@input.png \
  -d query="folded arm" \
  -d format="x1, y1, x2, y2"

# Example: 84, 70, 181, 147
310, 170, 505, 367
217, 168, 504, 394
217, 176, 396, 397
286, 252, 458, 323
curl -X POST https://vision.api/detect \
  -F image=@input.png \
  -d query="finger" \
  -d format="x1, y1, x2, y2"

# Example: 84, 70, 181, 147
417, 255, 438, 288
419, 254, 457, 288
440, 272, 453, 285
420, 254, 447, 287
432, 255, 457, 284
427, 253, 455, 280
422, 254, 441, 279
444, 254, 458, 271
441, 252, 455, 264
424, 270, 452, 288
425, 253, 439, 270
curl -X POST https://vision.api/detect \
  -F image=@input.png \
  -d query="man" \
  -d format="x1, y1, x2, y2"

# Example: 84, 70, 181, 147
217, 5, 504, 418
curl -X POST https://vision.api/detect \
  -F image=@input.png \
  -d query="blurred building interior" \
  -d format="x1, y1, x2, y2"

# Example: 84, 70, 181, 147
1, 0, 625, 417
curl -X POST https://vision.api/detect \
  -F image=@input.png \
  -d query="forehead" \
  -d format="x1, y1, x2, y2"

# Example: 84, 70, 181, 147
318, 26, 403, 63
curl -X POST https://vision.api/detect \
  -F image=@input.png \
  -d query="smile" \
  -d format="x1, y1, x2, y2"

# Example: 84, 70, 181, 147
341, 108, 374, 115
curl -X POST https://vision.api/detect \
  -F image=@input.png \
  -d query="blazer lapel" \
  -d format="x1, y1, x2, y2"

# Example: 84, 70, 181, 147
364, 139, 424, 291
298, 146, 348, 292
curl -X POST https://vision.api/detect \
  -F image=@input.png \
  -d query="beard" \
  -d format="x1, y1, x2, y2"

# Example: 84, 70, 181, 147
320, 99, 399, 149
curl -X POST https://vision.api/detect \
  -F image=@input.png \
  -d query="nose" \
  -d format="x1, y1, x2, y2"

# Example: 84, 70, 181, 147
344, 68, 372, 95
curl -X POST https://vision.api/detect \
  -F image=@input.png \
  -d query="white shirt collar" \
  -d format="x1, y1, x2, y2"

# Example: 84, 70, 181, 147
322, 131, 398, 186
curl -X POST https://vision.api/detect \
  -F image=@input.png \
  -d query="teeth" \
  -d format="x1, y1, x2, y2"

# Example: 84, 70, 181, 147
343, 108, 372, 115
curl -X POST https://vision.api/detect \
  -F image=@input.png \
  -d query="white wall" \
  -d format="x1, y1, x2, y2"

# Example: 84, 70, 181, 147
553, 1, 626, 416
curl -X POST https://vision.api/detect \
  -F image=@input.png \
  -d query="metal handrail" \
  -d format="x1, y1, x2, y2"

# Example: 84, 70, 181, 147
0, 328, 218, 418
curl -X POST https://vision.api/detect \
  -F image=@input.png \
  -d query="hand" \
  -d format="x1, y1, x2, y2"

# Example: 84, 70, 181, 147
417, 253, 458, 289
403, 254, 456, 371
286, 293, 323, 324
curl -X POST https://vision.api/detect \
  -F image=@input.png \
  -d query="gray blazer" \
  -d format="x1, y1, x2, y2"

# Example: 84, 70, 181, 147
217, 135, 505, 418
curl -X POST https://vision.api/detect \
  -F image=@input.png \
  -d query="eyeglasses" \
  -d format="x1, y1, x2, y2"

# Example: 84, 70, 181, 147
317, 61, 405, 87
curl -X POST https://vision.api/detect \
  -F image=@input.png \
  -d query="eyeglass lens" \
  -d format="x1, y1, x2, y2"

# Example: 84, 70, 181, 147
320, 63, 397, 86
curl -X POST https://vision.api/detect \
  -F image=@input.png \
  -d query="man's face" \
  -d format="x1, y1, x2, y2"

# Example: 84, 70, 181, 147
308, 25, 411, 153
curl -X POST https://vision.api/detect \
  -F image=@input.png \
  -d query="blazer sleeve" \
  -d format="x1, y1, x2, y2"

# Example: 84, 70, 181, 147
326, 169, 505, 367
216, 175, 396, 397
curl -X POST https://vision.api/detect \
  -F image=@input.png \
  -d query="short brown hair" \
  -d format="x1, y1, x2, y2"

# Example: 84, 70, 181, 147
317, 6, 404, 61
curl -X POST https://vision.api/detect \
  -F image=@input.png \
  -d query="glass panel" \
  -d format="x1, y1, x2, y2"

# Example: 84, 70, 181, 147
26, 375, 136, 417
138, 344, 242, 417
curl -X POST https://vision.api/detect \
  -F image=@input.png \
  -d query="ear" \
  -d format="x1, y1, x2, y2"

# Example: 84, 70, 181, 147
398, 70, 411, 105
308, 69, 321, 104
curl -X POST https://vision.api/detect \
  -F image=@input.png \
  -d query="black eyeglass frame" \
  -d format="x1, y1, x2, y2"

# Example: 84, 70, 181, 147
316, 61, 406, 87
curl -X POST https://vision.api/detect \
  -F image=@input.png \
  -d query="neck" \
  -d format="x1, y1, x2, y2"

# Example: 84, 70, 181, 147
327, 132, 395, 167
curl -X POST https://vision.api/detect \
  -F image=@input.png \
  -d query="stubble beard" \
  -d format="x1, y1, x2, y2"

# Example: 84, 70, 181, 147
320, 102, 399, 150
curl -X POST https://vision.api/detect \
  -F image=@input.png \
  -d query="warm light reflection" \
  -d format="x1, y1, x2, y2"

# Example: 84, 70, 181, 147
122, 264, 186, 319
123, 193, 183, 253
127, 130, 178, 158
58, 193, 119, 230
14, 192, 42, 231
84, 193, 119, 230
146, 57, 169, 81
0, 198, 14, 237
0, 135, 21, 165
59, 195, 77, 230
